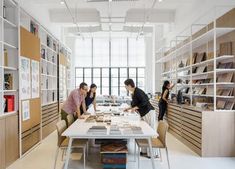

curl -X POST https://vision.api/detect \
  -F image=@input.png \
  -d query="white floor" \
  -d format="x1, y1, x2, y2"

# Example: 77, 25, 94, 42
7, 131, 235, 169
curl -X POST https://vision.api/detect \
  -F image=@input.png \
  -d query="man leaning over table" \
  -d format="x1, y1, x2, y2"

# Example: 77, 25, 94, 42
61, 82, 88, 127
124, 79, 156, 157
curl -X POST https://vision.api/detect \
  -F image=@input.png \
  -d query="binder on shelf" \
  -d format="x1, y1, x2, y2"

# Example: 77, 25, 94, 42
186, 57, 191, 66
217, 100, 226, 109
196, 66, 207, 74
225, 101, 235, 110
4, 73, 13, 90
195, 52, 206, 63
217, 73, 233, 82
207, 52, 214, 60
53, 42, 56, 51
3, 98, 6, 112
4, 49, 8, 66
192, 53, 198, 64
219, 42, 232, 56
41, 48, 46, 59
216, 89, 223, 96
221, 89, 233, 96
198, 88, 206, 95
4, 95, 15, 112
217, 62, 233, 69
206, 87, 214, 95
30, 21, 39, 36
3, 5, 6, 19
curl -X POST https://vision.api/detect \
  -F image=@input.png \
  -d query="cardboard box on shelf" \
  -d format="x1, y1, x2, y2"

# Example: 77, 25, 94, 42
4, 49, 8, 66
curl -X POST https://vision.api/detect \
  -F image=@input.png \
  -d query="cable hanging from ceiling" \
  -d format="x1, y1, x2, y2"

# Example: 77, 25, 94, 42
136, 0, 164, 40
62, 0, 84, 39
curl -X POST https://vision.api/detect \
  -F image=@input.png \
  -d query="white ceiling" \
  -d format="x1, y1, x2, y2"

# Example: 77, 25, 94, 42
20, 0, 198, 35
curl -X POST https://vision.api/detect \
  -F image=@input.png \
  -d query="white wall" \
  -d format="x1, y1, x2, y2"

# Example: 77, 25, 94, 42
145, 34, 155, 94
20, 1, 62, 41
65, 36, 76, 90
164, 0, 235, 46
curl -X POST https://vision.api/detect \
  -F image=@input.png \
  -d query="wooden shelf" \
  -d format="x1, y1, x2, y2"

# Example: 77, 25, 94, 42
0, 111, 17, 117
178, 83, 234, 87
157, 28, 235, 63
192, 59, 214, 67
3, 90, 17, 92
42, 101, 58, 106
216, 55, 234, 61
3, 18, 17, 28
4, 0, 17, 7
3, 42, 17, 49
177, 66, 191, 72
192, 71, 214, 77
192, 28, 235, 48
162, 70, 173, 75
47, 46, 57, 54
41, 89, 57, 91
216, 69, 235, 74
189, 94, 234, 99
3, 66, 17, 71
41, 74, 56, 78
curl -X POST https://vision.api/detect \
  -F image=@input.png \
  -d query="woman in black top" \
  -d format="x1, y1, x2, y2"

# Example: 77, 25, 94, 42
80, 84, 97, 114
158, 80, 174, 121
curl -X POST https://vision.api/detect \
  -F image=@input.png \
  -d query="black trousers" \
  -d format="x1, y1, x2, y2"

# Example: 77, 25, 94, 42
158, 101, 167, 121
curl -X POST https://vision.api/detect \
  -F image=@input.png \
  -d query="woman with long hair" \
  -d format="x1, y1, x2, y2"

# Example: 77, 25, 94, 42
158, 80, 174, 121
80, 83, 97, 114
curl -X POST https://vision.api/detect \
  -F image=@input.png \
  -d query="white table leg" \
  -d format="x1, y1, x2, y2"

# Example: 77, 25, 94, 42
64, 138, 73, 169
148, 137, 155, 169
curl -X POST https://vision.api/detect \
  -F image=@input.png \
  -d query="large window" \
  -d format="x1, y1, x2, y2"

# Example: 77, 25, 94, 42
74, 37, 146, 96
75, 67, 145, 96
111, 38, 127, 67
128, 38, 145, 67
93, 38, 109, 67
75, 38, 92, 67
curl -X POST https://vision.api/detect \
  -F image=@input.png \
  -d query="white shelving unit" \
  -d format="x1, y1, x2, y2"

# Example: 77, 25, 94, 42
0, 0, 19, 116
157, 15, 235, 111
59, 44, 71, 102
39, 27, 58, 106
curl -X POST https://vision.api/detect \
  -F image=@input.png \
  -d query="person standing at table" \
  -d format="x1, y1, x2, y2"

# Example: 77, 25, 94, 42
124, 79, 155, 128
158, 80, 174, 121
124, 79, 156, 156
80, 83, 97, 114
61, 82, 88, 127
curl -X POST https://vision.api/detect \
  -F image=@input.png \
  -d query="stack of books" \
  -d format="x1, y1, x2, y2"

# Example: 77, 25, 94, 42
101, 142, 128, 169
122, 126, 143, 135
109, 125, 121, 135
131, 126, 143, 134
87, 126, 107, 135
85, 115, 97, 123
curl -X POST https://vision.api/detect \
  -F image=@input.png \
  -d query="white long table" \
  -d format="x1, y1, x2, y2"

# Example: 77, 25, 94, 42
62, 114, 157, 169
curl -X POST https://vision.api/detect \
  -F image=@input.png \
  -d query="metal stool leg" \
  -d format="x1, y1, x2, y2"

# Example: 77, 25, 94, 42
138, 146, 140, 169
166, 147, 170, 169
54, 147, 59, 169
83, 147, 86, 169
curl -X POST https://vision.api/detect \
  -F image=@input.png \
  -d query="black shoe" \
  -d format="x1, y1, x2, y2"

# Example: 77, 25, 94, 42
146, 155, 160, 159
140, 152, 148, 157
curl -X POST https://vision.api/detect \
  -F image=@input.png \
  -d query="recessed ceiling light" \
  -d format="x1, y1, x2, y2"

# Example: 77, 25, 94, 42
159, 0, 163, 2
60, 0, 65, 5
